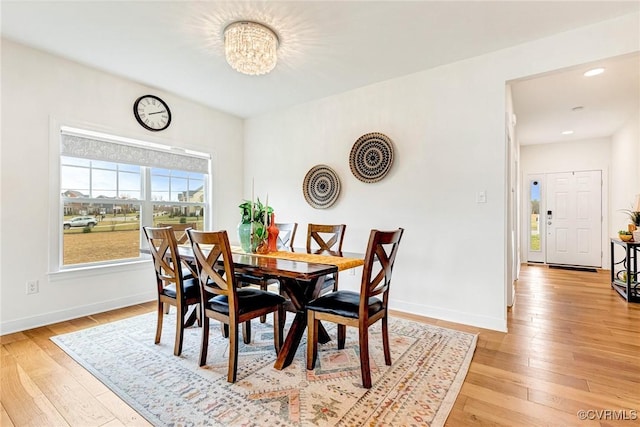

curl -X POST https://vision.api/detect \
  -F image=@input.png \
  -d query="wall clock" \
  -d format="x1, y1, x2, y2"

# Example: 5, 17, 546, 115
133, 95, 171, 131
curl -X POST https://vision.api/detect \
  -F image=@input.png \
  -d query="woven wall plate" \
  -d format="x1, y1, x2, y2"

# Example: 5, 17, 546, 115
349, 132, 394, 183
302, 164, 341, 209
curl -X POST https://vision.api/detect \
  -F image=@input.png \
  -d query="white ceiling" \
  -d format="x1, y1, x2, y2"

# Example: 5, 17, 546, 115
2, 1, 639, 144
511, 53, 640, 145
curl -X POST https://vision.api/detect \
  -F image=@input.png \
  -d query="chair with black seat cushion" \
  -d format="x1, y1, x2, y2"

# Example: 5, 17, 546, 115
306, 223, 346, 294
306, 228, 404, 388
143, 226, 201, 356
237, 222, 298, 323
187, 229, 285, 383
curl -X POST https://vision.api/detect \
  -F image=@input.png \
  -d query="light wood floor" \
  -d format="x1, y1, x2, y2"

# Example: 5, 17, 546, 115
1, 264, 639, 426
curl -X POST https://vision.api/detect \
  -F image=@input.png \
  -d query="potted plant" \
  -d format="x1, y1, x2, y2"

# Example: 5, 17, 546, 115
238, 198, 273, 253
622, 209, 640, 231
621, 196, 640, 232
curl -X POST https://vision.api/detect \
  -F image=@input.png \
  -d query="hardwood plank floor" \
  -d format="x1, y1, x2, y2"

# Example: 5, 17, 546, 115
1, 264, 638, 426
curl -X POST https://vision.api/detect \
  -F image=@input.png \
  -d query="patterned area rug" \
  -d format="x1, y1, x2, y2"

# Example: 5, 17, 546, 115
51, 311, 477, 426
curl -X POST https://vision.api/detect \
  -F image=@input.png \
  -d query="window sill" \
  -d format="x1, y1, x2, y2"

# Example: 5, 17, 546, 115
48, 257, 152, 282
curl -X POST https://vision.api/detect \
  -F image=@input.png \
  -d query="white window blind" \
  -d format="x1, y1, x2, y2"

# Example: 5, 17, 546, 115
61, 128, 209, 173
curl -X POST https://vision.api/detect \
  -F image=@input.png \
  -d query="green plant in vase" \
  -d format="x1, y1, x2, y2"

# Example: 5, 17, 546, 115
238, 198, 273, 253
622, 209, 640, 227
621, 196, 640, 232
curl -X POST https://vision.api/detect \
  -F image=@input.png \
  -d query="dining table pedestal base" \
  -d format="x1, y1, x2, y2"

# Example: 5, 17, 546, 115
274, 277, 332, 370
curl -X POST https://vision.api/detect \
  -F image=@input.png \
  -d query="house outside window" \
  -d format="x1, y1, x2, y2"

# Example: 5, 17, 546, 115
59, 127, 209, 268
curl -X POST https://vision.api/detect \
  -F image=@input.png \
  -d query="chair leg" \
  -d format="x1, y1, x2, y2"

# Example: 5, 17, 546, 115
358, 326, 372, 388
243, 321, 252, 344
199, 317, 210, 366
221, 322, 229, 338
306, 310, 318, 369
228, 322, 239, 383
184, 305, 198, 328
382, 314, 391, 366
337, 324, 346, 349
174, 304, 185, 356
155, 300, 164, 345
260, 282, 267, 323
273, 305, 284, 353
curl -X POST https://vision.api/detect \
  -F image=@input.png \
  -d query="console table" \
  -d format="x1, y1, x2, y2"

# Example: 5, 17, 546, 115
610, 238, 640, 302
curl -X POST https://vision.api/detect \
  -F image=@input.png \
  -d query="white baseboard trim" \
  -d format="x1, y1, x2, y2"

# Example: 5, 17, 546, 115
0, 292, 156, 335
390, 300, 507, 332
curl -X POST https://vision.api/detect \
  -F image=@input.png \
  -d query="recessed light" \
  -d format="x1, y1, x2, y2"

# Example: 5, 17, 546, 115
561, 130, 574, 135
584, 68, 605, 77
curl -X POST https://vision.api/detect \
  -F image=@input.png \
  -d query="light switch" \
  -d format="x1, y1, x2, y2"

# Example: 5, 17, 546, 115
477, 191, 487, 203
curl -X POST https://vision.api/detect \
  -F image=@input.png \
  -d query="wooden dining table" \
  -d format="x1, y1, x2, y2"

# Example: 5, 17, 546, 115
177, 245, 364, 370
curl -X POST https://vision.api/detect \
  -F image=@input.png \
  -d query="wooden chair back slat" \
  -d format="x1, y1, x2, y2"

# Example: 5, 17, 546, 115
275, 222, 298, 250
306, 223, 346, 255
187, 229, 238, 307
143, 226, 183, 295
158, 222, 197, 244
360, 228, 404, 312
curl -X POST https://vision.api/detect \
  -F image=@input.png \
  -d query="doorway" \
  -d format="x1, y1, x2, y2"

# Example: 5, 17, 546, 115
526, 170, 602, 268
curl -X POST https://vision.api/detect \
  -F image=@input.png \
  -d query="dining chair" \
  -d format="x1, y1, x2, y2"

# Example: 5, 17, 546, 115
306, 223, 346, 294
187, 229, 285, 383
143, 226, 201, 356
156, 222, 198, 317
276, 222, 298, 250
157, 222, 197, 244
306, 228, 404, 388
237, 222, 298, 323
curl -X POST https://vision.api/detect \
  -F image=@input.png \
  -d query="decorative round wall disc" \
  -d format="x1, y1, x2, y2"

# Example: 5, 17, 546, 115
349, 132, 394, 183
302, 165, 341, 209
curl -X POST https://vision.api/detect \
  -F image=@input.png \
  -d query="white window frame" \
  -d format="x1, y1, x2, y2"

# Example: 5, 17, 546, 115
49, 121, 211, 275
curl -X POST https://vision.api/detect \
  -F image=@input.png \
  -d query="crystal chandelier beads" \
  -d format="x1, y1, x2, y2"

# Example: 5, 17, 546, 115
224, 21, 279, 76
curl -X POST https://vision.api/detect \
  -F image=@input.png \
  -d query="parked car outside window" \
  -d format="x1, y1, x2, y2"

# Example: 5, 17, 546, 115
63, 216, 97, 229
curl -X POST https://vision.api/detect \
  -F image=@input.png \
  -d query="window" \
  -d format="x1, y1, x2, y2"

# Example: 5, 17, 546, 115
529, 180, 540, 252
59, 127, 209, 268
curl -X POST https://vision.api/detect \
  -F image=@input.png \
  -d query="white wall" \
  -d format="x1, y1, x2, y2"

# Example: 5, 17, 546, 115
520, 138, 612, 268
245, 13, 639, 331
1, 12, 638, 334
0, 39, 244, 334
505, 84, 519, 307
610, 111, 640, 233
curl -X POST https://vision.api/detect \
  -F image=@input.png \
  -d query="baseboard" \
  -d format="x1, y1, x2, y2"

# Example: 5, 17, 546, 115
0, 292, 155, 335
390, 300, 507, 332
548, 264, 598, 273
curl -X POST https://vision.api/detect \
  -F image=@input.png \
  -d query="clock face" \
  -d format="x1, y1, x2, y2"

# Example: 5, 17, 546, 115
133, 95, 171, 131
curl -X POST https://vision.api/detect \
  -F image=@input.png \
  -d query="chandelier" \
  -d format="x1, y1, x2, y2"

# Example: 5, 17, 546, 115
224, 21, 279, 76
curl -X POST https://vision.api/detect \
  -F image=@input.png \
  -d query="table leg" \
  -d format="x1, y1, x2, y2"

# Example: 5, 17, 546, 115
184, 304, 199, 328
274, 311, 306, 370
317, 322, 330, 344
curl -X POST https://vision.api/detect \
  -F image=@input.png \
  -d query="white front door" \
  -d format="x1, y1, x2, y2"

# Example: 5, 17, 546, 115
546, 170, 602, 267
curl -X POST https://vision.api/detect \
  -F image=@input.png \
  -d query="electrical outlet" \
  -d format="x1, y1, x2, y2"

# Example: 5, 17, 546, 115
26, 280, 39, 295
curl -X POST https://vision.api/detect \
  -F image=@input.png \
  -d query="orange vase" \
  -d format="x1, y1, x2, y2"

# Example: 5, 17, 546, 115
267, 213, 279, 252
